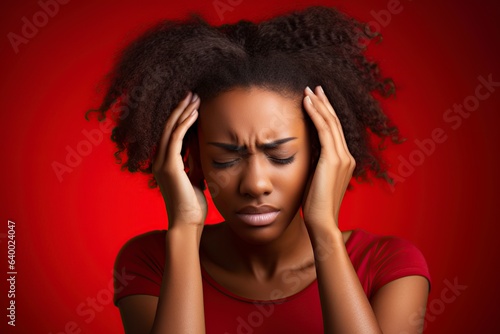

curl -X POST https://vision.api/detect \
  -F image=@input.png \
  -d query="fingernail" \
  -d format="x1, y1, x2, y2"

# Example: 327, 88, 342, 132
191, 93, 199, 102
305, 96, 312, 105
306, 86, 313, 94
318, 85, 324, 94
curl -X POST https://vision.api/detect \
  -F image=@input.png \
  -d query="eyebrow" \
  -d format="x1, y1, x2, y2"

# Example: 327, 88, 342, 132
207, 137, 297, 152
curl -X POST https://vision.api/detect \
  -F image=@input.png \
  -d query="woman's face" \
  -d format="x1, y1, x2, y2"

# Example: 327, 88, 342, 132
197, 86, 312, 243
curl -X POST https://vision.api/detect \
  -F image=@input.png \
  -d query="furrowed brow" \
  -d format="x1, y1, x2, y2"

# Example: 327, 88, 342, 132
207, 137, 297, 152
207, 142, 247, 153
259, 137, 297, 149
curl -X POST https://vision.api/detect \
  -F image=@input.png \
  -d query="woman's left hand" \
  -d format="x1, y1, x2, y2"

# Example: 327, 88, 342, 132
301, 85, 356, 233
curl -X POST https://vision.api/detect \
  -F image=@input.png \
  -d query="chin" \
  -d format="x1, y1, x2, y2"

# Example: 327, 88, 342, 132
229, 224, 283, 245
224, 212, 295, 245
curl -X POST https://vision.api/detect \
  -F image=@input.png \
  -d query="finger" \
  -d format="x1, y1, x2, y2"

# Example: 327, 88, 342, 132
304, 87, 345, 160
314, 86, 351, 155
307, 87, 355, 174
153, 91, 192, 169
312, 86, 350, 155
163, 93, 200, 152
178, 94, 200, 124
166, 109, 199, 169
172, 96, 200, 160
153, 92, 198, 169
314, 86, 335, 116
313, 87, 356, 184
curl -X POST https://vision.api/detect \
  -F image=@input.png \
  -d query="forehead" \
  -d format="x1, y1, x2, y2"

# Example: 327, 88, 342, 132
198, 87, 305, 142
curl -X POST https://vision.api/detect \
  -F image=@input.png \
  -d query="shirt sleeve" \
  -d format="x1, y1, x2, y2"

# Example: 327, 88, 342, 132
369, 235, 432, 297
113, 231, 166, 306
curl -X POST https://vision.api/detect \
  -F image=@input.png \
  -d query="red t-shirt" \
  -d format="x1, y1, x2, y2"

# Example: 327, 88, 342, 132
114, 228, 431, 333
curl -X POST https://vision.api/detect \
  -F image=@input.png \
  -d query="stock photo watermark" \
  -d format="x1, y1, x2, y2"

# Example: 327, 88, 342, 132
47, 267, 135, 334
5, 220, 17, 327
7, 0, 72, 54
387, 73, 499, 191
358, 0, 416, 47
212, 0, 243, 21
223, 233, 334, 333
402, 276, 468, 333
52, 65, 171, 183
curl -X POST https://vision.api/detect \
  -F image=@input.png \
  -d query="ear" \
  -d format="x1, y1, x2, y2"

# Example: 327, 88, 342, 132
185, 131, 206, 191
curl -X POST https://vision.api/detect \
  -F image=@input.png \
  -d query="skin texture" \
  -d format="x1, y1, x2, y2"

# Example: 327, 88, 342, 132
117, 86, 429, 334
197, 87, 314, 278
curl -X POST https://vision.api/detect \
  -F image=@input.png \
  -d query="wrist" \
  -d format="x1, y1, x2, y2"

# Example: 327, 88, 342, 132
167, 223, 204, 245
304, 218, 341, 239
305, 223, 344, 257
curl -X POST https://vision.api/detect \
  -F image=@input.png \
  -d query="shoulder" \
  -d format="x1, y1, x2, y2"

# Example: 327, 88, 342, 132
115, 230, 167, 272
346, 229, 431, 297
115, 224, 221, 275
116, 230, 167, 259
347, 228, 428, 264
113, 230, 167, 306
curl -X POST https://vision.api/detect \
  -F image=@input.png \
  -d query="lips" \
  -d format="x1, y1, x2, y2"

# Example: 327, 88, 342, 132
236, 205, 280, 226
237, 205, 279, 214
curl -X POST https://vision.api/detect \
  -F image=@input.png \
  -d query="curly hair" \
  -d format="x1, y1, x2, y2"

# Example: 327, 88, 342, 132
85, 5, 404, 189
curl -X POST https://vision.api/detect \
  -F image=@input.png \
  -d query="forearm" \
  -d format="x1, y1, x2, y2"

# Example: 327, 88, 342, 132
151, 225, 205, 334
307, 225, 382, 334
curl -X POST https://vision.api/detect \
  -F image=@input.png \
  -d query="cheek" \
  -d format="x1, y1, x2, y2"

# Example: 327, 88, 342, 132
202, 163, 241, 202
279, 155, 311, 193
200, 144, 311, 205
204, 169, 240, 220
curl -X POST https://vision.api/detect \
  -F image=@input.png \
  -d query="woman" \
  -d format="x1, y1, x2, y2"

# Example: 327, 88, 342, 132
88, 6, 431, 333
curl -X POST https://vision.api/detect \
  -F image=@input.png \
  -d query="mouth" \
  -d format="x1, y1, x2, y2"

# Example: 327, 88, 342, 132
235, 212, 280, 226
235, 206, 280, 226
236, 210, 279, 226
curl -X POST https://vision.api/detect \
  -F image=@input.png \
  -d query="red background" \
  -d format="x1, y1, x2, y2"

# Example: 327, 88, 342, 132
1, 0, 499, 332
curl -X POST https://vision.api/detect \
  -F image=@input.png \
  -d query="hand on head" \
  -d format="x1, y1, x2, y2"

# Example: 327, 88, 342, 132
152, 91, 207, 230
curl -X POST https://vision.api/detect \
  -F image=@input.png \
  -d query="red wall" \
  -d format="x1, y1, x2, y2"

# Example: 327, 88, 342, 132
1, 0, 499, 332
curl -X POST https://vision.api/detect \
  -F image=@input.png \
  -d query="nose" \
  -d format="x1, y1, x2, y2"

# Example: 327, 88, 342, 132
239, 155, 273, 198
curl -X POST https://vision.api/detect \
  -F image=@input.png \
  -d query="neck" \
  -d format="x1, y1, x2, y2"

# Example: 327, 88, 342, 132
222, 210, 315, 282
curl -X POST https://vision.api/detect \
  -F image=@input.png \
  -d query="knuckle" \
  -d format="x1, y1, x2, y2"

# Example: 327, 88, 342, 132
340, 157, 351, 168
164, 117, 176, 130
330, 157, 341, 167
321, 121, 332, 132
169, 131, 182, 142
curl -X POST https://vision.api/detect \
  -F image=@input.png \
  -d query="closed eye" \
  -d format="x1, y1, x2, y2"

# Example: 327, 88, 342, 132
268, 155, 295, 165
211, 155, 295, 169
212, 159, 240, 169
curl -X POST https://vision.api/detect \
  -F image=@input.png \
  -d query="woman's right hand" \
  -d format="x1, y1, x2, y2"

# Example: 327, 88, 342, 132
152, 91, 207, 231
